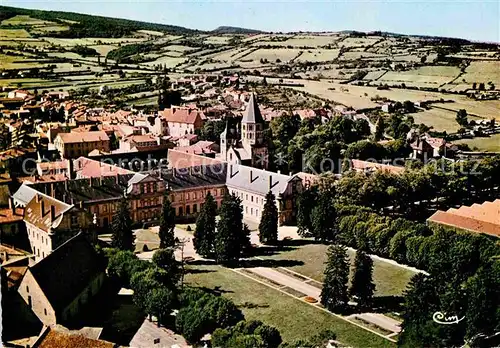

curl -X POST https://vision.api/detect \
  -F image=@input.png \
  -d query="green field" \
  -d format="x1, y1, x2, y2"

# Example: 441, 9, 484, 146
0, 29, 31, 38
453, 133, 500, 152
185, 264, 395, 347
261, 244, 416, 297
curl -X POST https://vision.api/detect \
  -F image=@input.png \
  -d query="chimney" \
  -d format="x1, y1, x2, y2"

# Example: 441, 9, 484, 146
50, 205, 56, 221
67, 159, 75, 179
9, 197, 15, 214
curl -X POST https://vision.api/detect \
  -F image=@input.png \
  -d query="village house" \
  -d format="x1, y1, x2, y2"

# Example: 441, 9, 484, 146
118, 134, 160, 152
54, 131, 110, 158
17, 233, 106, 326
8, 89, 33, 100
162, 106, 204, 138
174, 140, 219, 156
226, 164, 303, 225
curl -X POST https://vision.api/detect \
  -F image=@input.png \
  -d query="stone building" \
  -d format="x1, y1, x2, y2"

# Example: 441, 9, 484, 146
17, 233, 105, 326
220, 93, 269, 170
226, 164, 303, 225
54, 131, 110, 159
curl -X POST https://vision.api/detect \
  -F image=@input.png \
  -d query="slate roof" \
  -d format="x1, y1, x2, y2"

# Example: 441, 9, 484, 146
226, 164, 297, 196
24, 194, 73, 233
162, 163, 227, 191
242, 93, 264, 124
29, 233, 104, 312
12, 183, 39, 206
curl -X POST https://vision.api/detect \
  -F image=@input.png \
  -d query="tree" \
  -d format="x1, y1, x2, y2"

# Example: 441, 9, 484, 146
311, 189, 337, 241
374, 116, 385, 141
212, 320, 282, 348
146, 287, 176, 327
478, 82, 485, 91
159, 191, 175, 249
456, 109, 468, 127
296, 186, 317, 237
215, 193, 244, 264
258, 191, 279, 245
152, 248, 180, 283
111, 196, 134, 251
350, 250, 375, 308
321, 245, 350, 312
193, 193, 217, 258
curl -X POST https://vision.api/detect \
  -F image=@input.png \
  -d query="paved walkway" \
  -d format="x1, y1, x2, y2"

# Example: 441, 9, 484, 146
242, 266, 321, 299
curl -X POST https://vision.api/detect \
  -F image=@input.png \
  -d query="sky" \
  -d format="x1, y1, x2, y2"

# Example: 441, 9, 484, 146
3, 0, 499, 42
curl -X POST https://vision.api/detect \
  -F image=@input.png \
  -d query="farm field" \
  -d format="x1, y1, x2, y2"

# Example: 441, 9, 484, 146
461, 61, 500, 87
253, 35, 339, 47
0, 29, 31, 38
452, 133, 500, 152
409, 108, 462, 133
296, 49, 340, 62
260, 243, 417, 297
375, 66, 460, 87
185, 264, 394, 347
243, 48, 303, 62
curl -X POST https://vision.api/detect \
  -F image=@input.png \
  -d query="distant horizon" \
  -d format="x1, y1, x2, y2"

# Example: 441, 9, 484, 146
2, 1, 499, 43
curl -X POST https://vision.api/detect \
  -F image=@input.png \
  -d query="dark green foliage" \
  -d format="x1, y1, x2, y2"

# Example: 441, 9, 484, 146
321, 245, 349, 312
198, 120, 226, 142
176, 287, 244, 344
111, 196, 134, 251
193, 193, 217, 258
107, 43, 154, 62
296, 186, 318, 237
258, 191, 279, 245
146, 286, 176, 325
311, 189, 337, 241
212, 320, 282, 348
374, 116, 385, 141
215, 193, 245, 264
0, 5, 195, 38
158, 89, 182, 110
456, 109, 468, 127
350, 250, 375, 308
152, 248, 181, 284
106, 249, 149, 287
159, 191, 175, 249
71, 45, 98, 57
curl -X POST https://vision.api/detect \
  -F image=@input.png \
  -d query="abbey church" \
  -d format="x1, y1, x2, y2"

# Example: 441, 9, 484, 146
220, 93, 269, 170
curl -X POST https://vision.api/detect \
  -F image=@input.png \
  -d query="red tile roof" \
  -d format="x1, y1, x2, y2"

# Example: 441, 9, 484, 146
428, 200, 500, 237
57, 131, 109, 144
162, 107, 203, 124
167, 149, 222, 169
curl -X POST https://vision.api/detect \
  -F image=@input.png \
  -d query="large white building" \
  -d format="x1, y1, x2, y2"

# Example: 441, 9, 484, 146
226, 164, 302, 225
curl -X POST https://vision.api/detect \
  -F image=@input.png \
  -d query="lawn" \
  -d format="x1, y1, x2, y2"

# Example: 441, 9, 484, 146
453, 133, 500, 152
185, 264, 394, 347
261, 243, 417, 297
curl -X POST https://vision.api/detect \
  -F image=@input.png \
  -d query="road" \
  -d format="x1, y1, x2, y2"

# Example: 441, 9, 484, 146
348, 313, 401, 334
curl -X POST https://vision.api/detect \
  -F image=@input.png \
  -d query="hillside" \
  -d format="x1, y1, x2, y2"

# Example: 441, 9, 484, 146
0, 5, 197, 37
212, 26, 263, 34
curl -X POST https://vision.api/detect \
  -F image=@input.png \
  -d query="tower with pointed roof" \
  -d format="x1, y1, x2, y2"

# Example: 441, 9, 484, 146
241, 93, 268, 169
220, 93, 268, 169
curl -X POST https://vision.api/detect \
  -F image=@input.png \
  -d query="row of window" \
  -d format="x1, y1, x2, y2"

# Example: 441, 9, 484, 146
29, 229, 50, 246
230, 189, 265, 205
176, 201, 222, 216
172, 188, 224, 202
245, 205, 260, 217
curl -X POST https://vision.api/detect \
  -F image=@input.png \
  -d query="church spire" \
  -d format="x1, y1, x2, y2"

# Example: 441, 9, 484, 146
242, 93, 264, 124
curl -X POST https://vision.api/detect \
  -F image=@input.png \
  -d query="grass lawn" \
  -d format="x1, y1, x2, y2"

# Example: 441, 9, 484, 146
185, 264, 394, 347
453, 133, 500, 152
409, 108, 460, 133
261, 244, 416, 297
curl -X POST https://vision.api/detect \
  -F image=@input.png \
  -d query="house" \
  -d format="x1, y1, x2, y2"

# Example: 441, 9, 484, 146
174, 140, 219, 156
410, 133, 447, 161
54, 131, 110, 159
17, 233, 106, 326
119, 134, 160, 152
226, 164, 303, 225
220, 93, 269, 170
8, 89, 33, 100
162, 106, 204, 138
427, 199, 500, 238
23, 192, 91, 262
